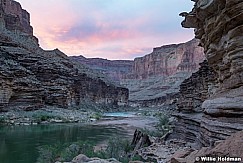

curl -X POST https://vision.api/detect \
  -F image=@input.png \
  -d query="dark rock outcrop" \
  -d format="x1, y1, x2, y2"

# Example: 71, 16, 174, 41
0, 1, 128, 112
176, 60, 218, 114
173, 0, 243, 148
131, 129, 152, 150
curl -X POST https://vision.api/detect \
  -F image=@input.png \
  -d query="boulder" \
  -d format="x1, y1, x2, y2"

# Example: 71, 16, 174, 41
72, 154, 120, 163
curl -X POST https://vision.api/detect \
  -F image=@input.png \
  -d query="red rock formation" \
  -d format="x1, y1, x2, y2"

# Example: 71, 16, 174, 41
118, 39, 205, 105
71, 39, 205, 106
132, 39, 205, 79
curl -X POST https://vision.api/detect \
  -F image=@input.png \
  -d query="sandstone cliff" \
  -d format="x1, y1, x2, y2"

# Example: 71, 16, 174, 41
0, 0, 128, 112
172, 0, 243, 148
70, 40, 205, 106
121, 39, 205, 105
132, 39, 204, 79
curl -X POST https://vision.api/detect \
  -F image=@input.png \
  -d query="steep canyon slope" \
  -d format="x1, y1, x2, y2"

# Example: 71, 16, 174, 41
172, 0, 243, 148
122, 39, 205, 105
72, 39, 205, 106
70, 56, 133, 82
0, 0, 128, 112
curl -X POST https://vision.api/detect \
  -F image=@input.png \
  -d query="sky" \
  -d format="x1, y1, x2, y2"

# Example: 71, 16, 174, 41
17, 0, 194, 60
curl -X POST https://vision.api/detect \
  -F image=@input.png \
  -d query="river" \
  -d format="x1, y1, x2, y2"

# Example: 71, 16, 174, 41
0, 123, 126, 163
0, 112, 157, 163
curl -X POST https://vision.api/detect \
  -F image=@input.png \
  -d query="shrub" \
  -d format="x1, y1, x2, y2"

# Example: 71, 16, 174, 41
141, 114, 172, 138
155, 114, 171, 136
90, 112, 103, 120
0, 116, 6, 124
36, 137, 142, 163
37, 141, 95, 163
141, 127, 164, 137
32, 112, 60, 123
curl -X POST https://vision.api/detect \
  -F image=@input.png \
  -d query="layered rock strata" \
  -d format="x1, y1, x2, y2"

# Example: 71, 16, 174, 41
71, 39, 205, 106
132, 39, 204, 79
0, 1, 128, 112
122, 39, 205, 105
173, 0, 243, 148
170, 131, 243, 163
181, 0, 243, 116
70, 56, 133, 82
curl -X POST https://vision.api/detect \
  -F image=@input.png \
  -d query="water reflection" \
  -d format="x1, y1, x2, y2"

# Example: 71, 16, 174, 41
0, 124, 124, 163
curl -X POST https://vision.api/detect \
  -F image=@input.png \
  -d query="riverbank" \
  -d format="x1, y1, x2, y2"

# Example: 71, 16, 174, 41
0, 107, 92, 126
0, 105, 166, 126
0, 105, 142, 126
94, 116, 158, 137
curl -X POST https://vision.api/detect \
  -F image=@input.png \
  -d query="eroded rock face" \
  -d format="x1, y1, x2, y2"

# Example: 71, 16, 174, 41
173, 0, 243, 148
176, 60, 218, 113
181, 0, 243, 111
71, 39, 205, 106
170, 131, 243, 163
0, 0, 33, 35
0, 1, 128, 112
132, 39, 204, 79
0, 43, 129, 111
122, 39, 205, 105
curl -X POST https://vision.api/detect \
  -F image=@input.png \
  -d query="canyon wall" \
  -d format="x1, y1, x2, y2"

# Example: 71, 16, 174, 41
0, 1, 128, 112
172, 0, 243, 148
122, 39, 205, 105
72, 39, 205, 106
0, 0, 33, 35
132, 39, 205, 79
70, 56, 133, 82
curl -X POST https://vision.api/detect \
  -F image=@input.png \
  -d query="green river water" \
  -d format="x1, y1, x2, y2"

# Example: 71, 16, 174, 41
0, 124, 125, 163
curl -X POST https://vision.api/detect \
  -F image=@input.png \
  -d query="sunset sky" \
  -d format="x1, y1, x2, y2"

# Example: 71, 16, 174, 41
17, 0, 194, 60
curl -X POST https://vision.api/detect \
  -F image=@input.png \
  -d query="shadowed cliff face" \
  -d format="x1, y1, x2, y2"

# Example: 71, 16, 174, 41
172, 0, 243, 148
0, 1, 129, 111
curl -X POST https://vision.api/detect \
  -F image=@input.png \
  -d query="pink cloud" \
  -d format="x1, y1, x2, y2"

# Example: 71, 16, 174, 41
17, 0, 195, 60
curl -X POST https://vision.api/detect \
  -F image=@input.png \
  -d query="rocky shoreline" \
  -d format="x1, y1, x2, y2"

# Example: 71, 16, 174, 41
0, 107, 92, 126
0, 106, 138, 126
